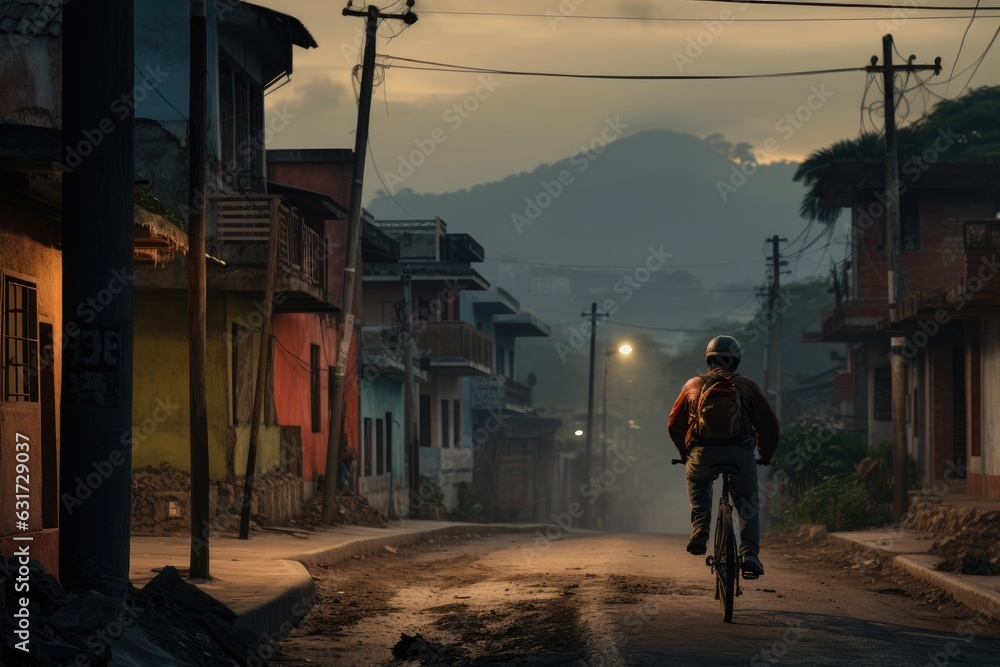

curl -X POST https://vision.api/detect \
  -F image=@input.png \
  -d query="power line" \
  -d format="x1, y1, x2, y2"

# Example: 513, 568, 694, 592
380, 55, 865, 81
689, 0, 1000, 11
486, 257, 762, 269
420, 9, 1000, 22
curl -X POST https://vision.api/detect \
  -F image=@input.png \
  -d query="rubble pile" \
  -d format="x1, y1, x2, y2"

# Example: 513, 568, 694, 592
0, 562, 260, 666
132, 463, 304, 535
909, 496, 1000, 575
297, 490, 388, 528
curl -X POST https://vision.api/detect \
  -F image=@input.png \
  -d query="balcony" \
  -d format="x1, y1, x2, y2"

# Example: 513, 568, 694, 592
938, 220, 1000, 315
415, 321, 492, 375
211, 195, 340, 311
471, 375, 533, 413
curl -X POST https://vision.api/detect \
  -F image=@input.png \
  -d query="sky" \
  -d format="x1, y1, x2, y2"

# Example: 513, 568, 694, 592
257, 0, 1000, 203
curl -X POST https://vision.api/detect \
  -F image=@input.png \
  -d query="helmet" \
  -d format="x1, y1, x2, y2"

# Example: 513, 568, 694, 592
705, 335, 742, 370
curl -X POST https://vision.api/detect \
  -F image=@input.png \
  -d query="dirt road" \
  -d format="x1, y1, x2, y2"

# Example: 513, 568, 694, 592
268, 531, 1000, 666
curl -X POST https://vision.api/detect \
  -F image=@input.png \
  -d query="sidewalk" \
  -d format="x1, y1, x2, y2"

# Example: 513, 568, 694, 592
831, 503, 1000, 621
129, 521, 538, 643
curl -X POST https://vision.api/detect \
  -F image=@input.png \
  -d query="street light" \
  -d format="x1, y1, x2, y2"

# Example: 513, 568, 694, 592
600, 343, 632, 529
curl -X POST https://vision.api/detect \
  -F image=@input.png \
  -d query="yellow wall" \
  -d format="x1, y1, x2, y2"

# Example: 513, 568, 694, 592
132, 291, 281, 480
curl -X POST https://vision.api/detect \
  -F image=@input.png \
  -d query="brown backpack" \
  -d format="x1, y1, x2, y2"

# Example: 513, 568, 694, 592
692, 372, 745, 441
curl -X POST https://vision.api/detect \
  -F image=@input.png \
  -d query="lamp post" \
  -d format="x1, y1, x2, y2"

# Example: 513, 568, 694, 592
600, 343, 632, 529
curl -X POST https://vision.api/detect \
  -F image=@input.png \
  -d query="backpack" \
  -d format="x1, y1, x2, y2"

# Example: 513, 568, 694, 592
692, 372, 745, 441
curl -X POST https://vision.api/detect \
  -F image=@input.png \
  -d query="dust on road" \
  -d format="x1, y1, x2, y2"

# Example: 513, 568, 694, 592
268, 530, 1000, 666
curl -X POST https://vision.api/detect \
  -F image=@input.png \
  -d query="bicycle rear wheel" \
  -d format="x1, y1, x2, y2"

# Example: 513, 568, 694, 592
714, 503, 737, 622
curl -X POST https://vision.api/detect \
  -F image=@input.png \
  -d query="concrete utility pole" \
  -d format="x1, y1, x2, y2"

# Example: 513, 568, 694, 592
768, 235, 787, 422
865, 35, 941, 522
324, 3, 417, 524
60, 0, 135, 598
187, 0, 211, 578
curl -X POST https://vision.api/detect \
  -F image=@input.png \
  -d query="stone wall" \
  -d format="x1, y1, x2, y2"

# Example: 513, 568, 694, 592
132, 463, 304, 535
907, 495, 1000, 574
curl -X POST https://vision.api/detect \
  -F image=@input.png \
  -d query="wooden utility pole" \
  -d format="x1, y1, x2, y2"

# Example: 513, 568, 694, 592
323, 3, 417, 523
186, 0, 211, 579
582, 303, 607, 529
769, 235, 787, 422
865, 35, 941, 522
60, 0, 134, 598
238, 200, 281, 538
402, 275, 420, 517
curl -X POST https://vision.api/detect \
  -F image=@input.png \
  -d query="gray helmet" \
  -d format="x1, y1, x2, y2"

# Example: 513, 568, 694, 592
706, 335, 742, 370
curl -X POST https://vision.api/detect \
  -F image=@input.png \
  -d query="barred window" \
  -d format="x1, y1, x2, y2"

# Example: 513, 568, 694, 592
3, 276, 39, 402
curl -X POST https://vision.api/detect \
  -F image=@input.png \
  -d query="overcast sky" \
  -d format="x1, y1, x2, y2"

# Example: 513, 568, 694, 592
258, 0, 1000, 202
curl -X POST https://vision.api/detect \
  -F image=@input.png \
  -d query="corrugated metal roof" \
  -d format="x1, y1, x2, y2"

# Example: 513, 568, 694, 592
0, 0, 62, 37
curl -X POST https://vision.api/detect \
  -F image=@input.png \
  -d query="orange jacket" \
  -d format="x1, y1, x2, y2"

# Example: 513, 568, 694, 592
667, 368, 780, 460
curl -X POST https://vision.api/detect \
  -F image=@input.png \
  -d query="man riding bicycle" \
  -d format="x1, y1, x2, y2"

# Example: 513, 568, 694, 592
667, 335, 780, 576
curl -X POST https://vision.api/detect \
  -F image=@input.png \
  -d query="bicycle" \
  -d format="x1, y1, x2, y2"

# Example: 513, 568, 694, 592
672, 458, 767, 623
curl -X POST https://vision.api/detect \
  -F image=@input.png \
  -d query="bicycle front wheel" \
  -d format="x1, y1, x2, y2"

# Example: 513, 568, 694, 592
714, 503, 737, 623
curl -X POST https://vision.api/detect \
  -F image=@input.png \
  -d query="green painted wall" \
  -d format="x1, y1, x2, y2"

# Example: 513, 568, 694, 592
360, 374, 405, 480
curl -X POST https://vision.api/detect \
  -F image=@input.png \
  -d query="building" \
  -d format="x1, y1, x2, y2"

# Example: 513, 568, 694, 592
805, 154, 1000, 496
129, 1, 330, 532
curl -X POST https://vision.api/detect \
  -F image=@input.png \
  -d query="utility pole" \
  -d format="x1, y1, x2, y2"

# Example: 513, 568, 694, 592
768, 235, 787, 422
582, 302, 607, 529
324, 2, 418, 524
402, 275, 420, 518
60, 0, 134, 598
187, 0, 211, 578
865, 35, 941, 522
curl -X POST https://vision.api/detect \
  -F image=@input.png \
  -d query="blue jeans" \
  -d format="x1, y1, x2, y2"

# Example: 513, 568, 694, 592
685, 441, 760, 557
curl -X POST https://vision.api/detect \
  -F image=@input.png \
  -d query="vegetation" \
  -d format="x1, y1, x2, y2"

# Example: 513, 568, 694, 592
795, 85, 1000, 224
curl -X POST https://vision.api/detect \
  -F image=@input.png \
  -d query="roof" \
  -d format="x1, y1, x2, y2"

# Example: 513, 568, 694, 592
223, 2, 317, 50
0, 1, 61, 36
814, 159, 1000, 207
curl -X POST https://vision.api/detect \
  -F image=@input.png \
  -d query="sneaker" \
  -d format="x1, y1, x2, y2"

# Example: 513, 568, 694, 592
742, 552, 764, 577
686, 532, 709, 555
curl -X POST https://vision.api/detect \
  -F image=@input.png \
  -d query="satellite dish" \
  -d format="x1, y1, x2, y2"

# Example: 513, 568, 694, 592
526, 372, 537, 388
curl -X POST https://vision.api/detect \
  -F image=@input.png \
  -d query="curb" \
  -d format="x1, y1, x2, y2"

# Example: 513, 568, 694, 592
239, 523, 543, 642
828, 533, 1000, 622
895, 555, 1000, 622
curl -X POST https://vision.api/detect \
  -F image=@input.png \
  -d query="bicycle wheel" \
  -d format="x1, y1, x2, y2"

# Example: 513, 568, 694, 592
714, 503, 737, 623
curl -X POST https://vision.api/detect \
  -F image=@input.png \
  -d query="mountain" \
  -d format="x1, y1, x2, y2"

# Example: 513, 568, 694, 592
367, 129, 820, 290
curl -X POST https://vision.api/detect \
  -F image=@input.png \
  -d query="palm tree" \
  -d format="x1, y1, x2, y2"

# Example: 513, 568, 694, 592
793, 86, 1000, 224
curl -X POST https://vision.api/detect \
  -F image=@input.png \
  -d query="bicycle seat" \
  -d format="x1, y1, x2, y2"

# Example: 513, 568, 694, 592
709, 463, 741, 475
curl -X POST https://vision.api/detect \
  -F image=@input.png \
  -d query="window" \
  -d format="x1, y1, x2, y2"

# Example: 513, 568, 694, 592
218, 59, 264, 192
376, 418, 385, 475
310, 345, 321, 432
453, 400, 461, 448
231, 324, 252, 425
3, 276, 39, 402
385, 412, 393, 473
419, 395, 431, 446
363, 417, 373, 476
441, 399, 450, 447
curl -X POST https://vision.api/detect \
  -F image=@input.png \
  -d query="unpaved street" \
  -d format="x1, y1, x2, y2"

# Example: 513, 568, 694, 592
269, 531, 1000, 666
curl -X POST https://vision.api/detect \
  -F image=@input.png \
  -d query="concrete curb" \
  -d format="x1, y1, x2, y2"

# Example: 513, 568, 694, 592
828, 531, 1000, 622
895, 554, 1000, 622
287, 523, 541, 569
237, 523, 544, 642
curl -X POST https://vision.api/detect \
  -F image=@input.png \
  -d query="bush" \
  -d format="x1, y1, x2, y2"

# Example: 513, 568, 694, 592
785, 473, 874, 532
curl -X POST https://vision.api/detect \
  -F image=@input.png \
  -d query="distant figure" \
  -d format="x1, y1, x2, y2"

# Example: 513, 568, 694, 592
667, 335, 780, 576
